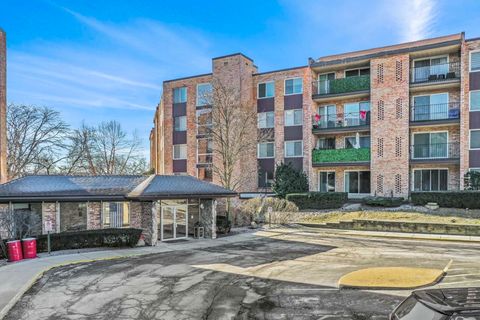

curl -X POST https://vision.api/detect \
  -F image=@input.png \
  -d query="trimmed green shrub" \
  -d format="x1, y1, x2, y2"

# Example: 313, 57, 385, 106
35, 228, 143, 253
286, 192, 347, 210
363, 196, 404, 207
272, 162, 309, 198
239, 197, 299, 223
411, 191, 480, 209
216, 215, 231, 234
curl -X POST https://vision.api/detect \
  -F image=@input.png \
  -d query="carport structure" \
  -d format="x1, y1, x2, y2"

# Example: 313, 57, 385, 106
0, 175, 236, 245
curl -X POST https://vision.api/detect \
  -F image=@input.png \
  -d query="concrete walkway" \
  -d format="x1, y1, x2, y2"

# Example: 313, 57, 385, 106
0, 231, 258, 319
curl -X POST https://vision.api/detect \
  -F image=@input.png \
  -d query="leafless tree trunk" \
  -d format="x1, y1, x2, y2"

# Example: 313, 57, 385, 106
0, 208, 41, 240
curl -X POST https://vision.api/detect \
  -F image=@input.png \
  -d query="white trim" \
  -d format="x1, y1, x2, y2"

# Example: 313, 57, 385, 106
317, 170, 336, 192
173, 115, 187, 132
257, 141, 275, 159
196, 137, 212, 165
257, 81, 275, 99
343, 170, 371, 196
173, 86, 187, 104
160, 204, 189, 241
470, 89, 480, 112
284, 77, 303, 96
411, 168, 449, 191
195, 82, 212, 106
470, 129, 480, 150
317, 72, 336, 80
412, 54, 449, 67
411, 131, 449, 159
469, 50, 480, 72
284, 109, 303, 126
173, 144, 187, 160
257, 111, 275, 129
284, 140, 303, 158
343, 67, 370, 77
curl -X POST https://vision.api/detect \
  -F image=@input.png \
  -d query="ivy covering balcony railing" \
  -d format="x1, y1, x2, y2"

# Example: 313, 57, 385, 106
313, 75, 370, 96
312, 147, 371, 164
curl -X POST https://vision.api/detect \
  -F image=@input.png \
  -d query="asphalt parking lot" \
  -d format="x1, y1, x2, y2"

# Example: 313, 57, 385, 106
6, 227, 480, 320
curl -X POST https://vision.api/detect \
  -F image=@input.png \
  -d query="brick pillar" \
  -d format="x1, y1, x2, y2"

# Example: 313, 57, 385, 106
42, 202, 58, 234
87, 202, 102, 229
370, 54, 410, 198
199, 199, 216, 239
0, 29, 7, 183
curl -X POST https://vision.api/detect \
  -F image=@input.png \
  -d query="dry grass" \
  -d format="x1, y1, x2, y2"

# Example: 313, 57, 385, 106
338, 267, 444, 289
300, 211, 480, 225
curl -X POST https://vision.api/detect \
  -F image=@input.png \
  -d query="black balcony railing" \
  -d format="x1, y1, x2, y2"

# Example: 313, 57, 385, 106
312, 75, 370, 96
312, 111, 371, 130
410, 102, 460, 122
410, 142, 460, 160
411, 61, 460, 84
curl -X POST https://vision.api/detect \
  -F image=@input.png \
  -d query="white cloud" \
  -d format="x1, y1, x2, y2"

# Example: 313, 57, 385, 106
394, 0, 438, 42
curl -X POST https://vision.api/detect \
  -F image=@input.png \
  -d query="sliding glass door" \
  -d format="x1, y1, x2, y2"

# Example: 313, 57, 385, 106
345, 171, 370, 195
413, 132, 448, 159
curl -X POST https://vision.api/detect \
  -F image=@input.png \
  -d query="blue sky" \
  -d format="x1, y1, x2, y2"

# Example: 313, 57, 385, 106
1, 0, 480, 154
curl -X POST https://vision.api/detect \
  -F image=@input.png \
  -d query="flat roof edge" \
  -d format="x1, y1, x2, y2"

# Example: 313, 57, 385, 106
163, 73, 213, 84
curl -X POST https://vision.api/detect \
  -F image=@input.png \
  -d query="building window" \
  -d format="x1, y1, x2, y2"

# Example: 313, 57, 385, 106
173, 144, 187, 159
284, 109, 303, 126
471, 91, 480, 111
413, 56, 448, 82
257, 112, 275, 128
257, 142, 274, 158
102, 202, 130, 228
345, 136, 370, 149
285, 140, 303, 157
285, 78, 302, 95
173, 87, 187, 103
344, 101, 370, 126
258, 81, 274, 98
345, 68, 370, 77
413, 169, 448, 191
471, 51, 480, 72
197, 138, 213, 164
471, 130, 480, 149
174, 116, 187, 131
196, 83, 212, 106
258, 169, 274, 188
317, 137, 335, 150
196, 109, 212, 135
345, 171, 371, 194
413, 132, 448, 158
197, 166, 213, 182
413, 93, 449, 120
318, 172, 335, 192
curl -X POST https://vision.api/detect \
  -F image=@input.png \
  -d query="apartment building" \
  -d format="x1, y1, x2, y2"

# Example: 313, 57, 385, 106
150, 32, 480, 198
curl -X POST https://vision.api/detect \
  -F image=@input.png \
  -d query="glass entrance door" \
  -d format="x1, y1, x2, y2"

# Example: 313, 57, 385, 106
161, 205, 188, 241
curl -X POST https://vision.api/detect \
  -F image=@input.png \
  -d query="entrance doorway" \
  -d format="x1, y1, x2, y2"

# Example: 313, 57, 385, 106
161, 205, 188, 241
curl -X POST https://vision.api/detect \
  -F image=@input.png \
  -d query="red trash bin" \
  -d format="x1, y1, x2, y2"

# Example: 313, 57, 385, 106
7, 240, 23, 262
22, 238, 37, 259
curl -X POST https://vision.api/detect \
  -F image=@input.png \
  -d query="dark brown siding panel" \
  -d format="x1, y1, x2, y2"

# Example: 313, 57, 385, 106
284, 94, 303, 110
470, 150, 480, 168
284, 126, 303, 141
470, 112, 480, 129
172, 131, 187, 144
257, 98, 274, 112
172, 103, 187, 117
284, 157, 303, 171
470, 72, 480, 91
258, 158, 275, 173
173, 159, 187, 173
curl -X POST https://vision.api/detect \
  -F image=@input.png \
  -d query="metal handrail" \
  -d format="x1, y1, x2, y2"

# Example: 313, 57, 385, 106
410, 102, 460, 121
312, 111, 370, 129
411, 61, 460, 83
410, 142, 460, 159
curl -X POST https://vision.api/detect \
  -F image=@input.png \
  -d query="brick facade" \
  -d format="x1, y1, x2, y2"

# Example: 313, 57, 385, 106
150, 33, 479, 197
0, 30, 7, 183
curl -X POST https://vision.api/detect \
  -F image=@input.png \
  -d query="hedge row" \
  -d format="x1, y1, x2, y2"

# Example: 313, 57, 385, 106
411, 191, 480, 209
1, 228, 143, 259
363, 196, 404, 207
286, 192, 347, 210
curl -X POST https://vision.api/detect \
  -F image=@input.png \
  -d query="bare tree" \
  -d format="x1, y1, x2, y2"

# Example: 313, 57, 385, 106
7, 104, 70, 179
0, 208, 41, 240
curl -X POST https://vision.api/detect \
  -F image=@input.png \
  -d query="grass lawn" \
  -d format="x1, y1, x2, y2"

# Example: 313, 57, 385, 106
299, 211, 480, 225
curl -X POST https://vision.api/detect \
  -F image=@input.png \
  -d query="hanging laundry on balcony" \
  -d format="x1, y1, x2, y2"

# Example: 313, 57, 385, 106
314, 113, 321, 122
360, 110, 367, 120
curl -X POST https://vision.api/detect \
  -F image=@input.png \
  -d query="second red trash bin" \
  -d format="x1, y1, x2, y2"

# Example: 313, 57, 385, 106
22, 238, 37, 259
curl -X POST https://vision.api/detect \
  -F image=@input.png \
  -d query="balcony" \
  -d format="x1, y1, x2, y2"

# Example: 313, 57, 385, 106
312, 147, 371, 167
410, 62, 460, 87
410, 142, 460, 164
410, 102, 460, 126
312, 111, 370, 134
312, 75, 370, 101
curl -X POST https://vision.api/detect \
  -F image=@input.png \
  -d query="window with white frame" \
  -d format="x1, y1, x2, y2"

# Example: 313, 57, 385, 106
173, 87, 187, 103
345, 171, 371, 194
258, 82, 274, 98
471, 90, 480, 111
174, 116, 187, 131
285, 78, 302, 95
345, 68, 370, 77
345, 136, 370, 149
284, 109, 303, 126
102, 202, 130, 228
318, 172, 335, 192
471, 130, 480, 149
471, 51, 480, 72
257, 142, 274, 158
285, 140, 303, 157
413, 169, 448, 191
196, 83, 212, 106
257, 112, 275, 128
173, 144, 187, 159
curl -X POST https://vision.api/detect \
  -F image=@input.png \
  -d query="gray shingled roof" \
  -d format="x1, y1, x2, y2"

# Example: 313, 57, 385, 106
138, 175, 236, 199
0, 175, 236, 201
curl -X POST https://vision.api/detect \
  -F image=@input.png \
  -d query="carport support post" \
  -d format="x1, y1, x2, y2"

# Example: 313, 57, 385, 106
150, 201, 159, 246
